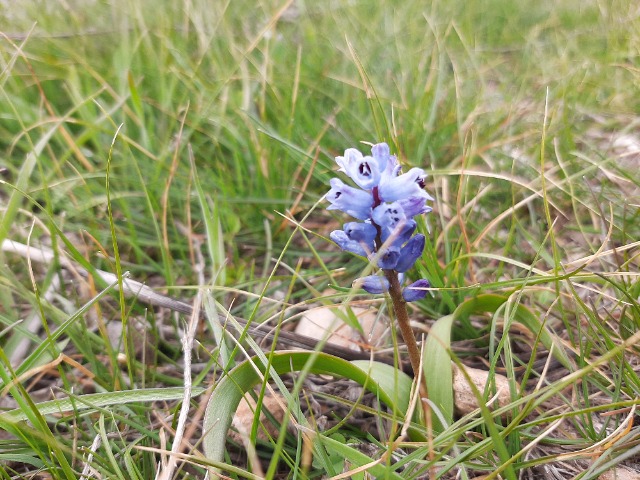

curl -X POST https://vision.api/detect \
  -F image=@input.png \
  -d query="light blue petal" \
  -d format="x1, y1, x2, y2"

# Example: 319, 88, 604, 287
371, 142, 390, 172
330, 230, 368, 256
373, 245, 400, 270
381, 219, 417, 247
372, 202, 406, 229
354, 275, 389, 294
344, 222, 377, 244
379, 167, 427, 202
398, 195, 432, 218
335, 148, 381, 190
335, 148, 362, 174
349, 156, 380, 190
326, 178, 373, 220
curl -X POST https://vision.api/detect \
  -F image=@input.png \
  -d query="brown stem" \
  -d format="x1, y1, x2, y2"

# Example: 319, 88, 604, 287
383, 269, 435, 478
383, 270, 422, 379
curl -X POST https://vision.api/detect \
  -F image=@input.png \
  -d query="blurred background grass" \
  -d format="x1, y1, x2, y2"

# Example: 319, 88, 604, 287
1, 0, 639, 477
2, 0, 637, 287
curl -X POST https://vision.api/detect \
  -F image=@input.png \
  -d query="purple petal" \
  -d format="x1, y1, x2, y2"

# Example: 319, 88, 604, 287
381, 219, 417, 247
354, 275, 389, 294
374, 246, 400, 270
398, 195, 432, 218
402, 279, 430, 302
344, 222, 377, 244
371, 142, 390, 172
394, 234, 425, 272
326, 178, 373, 220
372, 202, 406, 230
330, 230, 369, 256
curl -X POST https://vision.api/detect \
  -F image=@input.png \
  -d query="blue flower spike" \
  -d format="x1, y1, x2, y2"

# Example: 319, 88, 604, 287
326, 142, 432, 302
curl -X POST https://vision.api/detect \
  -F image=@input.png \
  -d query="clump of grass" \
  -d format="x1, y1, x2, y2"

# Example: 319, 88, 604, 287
1, 0, 639, 478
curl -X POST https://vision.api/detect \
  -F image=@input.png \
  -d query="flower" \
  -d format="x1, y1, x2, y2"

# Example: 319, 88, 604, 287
395, 234, 425, 273
329, 230, 369, 257
335, 148, 381, 189
402, 279, 431, 302
326, 142, 433, 302
381, 219, 416, 247
374, 245, 401, 270
378, 167, 430, 203
354, 275, 389, 294
329, 222, 377, 257
372, 202, 406, 230
343, 222, 377, 243
326, 178, 373, 220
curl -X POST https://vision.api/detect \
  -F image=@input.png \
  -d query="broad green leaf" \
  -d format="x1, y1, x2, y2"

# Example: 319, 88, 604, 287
202, 351, 414, 470
423, 314, 454, 430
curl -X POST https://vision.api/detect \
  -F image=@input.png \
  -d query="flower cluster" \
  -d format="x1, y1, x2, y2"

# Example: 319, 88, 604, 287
326, 142, 433, 302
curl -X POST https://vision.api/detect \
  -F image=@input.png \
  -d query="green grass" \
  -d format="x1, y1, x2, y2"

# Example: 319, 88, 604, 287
1, 0, 639, 478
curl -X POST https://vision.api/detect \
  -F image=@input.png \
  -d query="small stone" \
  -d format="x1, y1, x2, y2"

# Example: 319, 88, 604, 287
452, 364, 514, 416
229, 392, 286, 443
295, 306, 387, 352
598, 467, 640, 480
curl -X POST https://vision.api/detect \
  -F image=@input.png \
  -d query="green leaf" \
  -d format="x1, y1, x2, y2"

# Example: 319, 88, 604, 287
423, 314, 454, 430
0, 454, 44, 468
315, 433, 404, 480
0, 122, 59, 245
0, 387, 205, 422
202, 351, 414, 470
190, 157, 226, 285
127, 71, 144, 121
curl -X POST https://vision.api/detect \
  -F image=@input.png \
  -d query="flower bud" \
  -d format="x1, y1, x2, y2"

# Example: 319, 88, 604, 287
375, 246, 400, 270
395, 234, 425, 273
330, 230, 368, 256
354, 275, 389, 294
343, 222, 377, 243
402, 279, 430, 302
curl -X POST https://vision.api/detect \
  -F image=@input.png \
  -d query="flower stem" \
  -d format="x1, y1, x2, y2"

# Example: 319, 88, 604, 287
383, 269, 435, 477
383, 270, 423, 380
